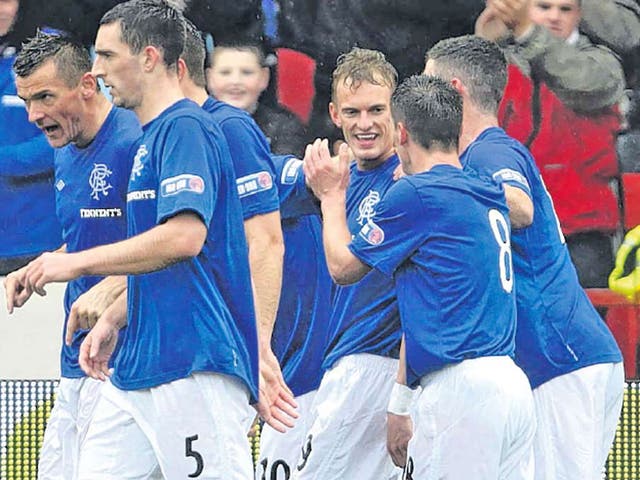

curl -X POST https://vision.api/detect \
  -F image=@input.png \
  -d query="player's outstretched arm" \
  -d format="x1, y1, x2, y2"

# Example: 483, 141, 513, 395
304, 139, 370, 284
23, 212, 206, 294
387, 337, 415, 468
65, 276, 127, 345
79, 289, 127, 381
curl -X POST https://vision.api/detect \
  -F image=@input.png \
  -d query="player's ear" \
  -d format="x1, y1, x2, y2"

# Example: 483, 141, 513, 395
329, 102, 341, 128
450, 77, 466, 96
142, 45, 161, 72
397, 122, 409, 146
79, 72, 98, 98
177, 58, 187, 82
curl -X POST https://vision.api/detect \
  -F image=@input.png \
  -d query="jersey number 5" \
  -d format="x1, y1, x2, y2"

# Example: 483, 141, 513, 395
185, 434, 204, 478
488, 209, 514, 293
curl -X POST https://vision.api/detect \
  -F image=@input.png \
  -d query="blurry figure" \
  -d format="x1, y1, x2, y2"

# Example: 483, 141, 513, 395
208, 42, 308, 156
0, 0, 61, 274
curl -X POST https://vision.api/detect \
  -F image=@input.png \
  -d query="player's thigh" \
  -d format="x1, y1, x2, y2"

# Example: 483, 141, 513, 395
77, 381, 161, 480
406, 357, 534, 480
76, 376, 104, 446
257, 390, 317, 480
292, 354, 400, 480
38, 378, 83, 480
533, 362, 624, 480
136, 372, 255, 480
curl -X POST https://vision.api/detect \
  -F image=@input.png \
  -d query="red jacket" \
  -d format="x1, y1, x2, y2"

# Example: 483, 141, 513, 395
499, 64, 621, 235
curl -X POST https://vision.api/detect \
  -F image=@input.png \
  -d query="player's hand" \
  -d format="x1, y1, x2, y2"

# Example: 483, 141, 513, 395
303, 139, 350, 202
79, 320, 118, 381
387, 413, 413, 468
77, 290, 126, 379
66, 277, 127, 345
4, 266, 34, 313
254, 347, 298, 433
475, 4, 510, 41
393, 163, 407, 181
24, 251, 83, 296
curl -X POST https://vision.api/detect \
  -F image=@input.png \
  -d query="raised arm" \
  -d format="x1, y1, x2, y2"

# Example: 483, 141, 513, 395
304, 139, 370, 285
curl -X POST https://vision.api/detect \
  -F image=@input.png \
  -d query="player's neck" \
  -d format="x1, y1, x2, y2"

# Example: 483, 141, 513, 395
459, 105, 499, 154
136, 72, 185, 125
75, 94, 113, 149
182, 80, 209, 107
411, 148, 461, 174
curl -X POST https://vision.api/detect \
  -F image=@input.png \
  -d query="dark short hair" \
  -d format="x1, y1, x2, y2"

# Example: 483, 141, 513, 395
331, 47, 398, 103
391, 75, 462, 152
100, 0, 185, 68
426, 35, 507, 115
14, 31, 91, 87
182, 19, 206, 88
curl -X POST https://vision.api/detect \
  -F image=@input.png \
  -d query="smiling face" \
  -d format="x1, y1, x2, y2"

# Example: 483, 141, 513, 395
530, 0, 581, 40
329, 79, 395, 171
15, 60, 85, 148
0, 0, 18, 37
206, 47, 269, 112
92, 21, 144, 110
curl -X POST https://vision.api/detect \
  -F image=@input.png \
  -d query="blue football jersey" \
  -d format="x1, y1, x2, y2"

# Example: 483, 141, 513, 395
54, 106, 141, 378
271, 155, 333, 396
323, 156, 402, 370
113, 99, 259, 400
351, 165, 517, 387
202, 97, 279, 218
461, 127, 622, 388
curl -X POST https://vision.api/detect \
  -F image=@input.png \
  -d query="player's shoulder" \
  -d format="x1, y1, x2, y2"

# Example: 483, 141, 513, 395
162, 100, 223, 136
110, 107, 142, 142
204, 97, 255, 126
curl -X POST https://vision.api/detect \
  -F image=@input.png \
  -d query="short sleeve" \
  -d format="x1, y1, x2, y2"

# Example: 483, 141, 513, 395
219, 116, 280, 220
272, 155, 320, 219
350, 179, 426, 277
156, 117, 217, 226
466, 143, 532, 199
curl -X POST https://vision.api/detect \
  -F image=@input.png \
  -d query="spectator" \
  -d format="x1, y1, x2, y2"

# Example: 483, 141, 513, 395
277, 0, 485, 145
207, 42, 309, 157
0, 0, 61, 274
477, 0, 626, 289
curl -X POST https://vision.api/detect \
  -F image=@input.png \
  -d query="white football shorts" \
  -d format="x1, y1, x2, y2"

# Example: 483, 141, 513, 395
532, 361, 624, 480
405, 356, 536, 480
291, 353, 402, 480
38, 376, 103, 480
77, 372, 254, 479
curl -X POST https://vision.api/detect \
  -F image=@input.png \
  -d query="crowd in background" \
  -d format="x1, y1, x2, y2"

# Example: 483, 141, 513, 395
2, 0, 640, 288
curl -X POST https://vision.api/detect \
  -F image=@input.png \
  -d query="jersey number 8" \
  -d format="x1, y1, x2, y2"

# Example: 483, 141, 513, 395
488, 209, 513, 293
